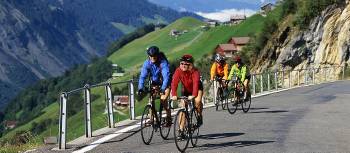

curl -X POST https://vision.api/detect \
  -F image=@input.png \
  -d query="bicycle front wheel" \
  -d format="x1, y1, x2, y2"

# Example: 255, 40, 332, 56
221, 88, 228, 110
141, 105, 154, 145
215, 88, 223, 111
190, 109, 199, 147
174, 109, 190, 152
159, 103, 171, 139
242, 93, 251, 113
227, 88, 238, 114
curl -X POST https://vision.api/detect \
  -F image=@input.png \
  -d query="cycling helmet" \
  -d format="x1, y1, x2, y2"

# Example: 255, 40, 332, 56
146, 46, 160, 56
215, 54, 225, 63
233, 56, 242, 63
180, 54, 194, 63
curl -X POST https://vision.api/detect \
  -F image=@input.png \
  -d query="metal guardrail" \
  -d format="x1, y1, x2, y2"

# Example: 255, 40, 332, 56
58, 65, 346, 149
58, 80, 135, 149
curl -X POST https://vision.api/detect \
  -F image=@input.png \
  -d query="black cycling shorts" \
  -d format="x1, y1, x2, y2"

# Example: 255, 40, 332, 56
182, 81, 203, 96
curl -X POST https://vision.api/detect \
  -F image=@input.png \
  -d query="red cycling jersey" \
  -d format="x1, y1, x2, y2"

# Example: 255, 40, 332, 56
171, 67, 201, 97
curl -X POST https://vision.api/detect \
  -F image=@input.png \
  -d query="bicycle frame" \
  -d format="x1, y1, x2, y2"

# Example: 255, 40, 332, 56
147, 81, 162, 127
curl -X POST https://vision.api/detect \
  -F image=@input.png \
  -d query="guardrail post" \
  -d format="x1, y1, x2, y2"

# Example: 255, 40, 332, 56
289, 70, 291, 88
84, 84, 92, 138
59, 93, 67, 150
297, 70, 300, 86
129, 80, 135, 120
274, 71, 278, 91
105, 83, 114, 128
213, 81, 217, 105
342, 65, 345, 80
252, 74, 256, 95
312, 68, 315, 84
282, 69, 285, 88
267, 72, 270, 91
304, 69, 308, 85
324, 67, 327, 82
333, 66, 338, 81
260, 74, 263, 93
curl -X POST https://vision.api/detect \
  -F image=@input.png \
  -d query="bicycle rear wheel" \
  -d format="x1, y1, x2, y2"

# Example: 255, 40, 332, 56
242, 93, 251, 113
159, 103, 171, 139
141, 105, 154, 145
190, 109, 199, 147
174, 109, 190, 152
227, 89, 238, 114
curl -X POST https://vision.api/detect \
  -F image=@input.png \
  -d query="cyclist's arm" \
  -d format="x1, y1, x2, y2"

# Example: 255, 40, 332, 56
138, 61, 149, 90
171, 68, 181, 96
210, 63, 216, 80
228, 64, 236, 80
224, 63, 229, 80
241, 66, 247, 83
160, 60, 170, 91
192, 70, 200, 97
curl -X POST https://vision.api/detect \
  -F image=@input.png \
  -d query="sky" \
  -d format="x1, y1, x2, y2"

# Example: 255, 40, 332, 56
148, 0, 276, 21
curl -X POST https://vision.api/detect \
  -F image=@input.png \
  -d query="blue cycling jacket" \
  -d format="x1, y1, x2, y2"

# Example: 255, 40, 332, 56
138, 58, 170, 91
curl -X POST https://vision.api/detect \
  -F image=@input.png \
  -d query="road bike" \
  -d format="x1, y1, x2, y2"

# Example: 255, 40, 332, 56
214, 77, 229, 111
173, 96, 200, 152
140, 81, 172, 145
227, 76, 252, 114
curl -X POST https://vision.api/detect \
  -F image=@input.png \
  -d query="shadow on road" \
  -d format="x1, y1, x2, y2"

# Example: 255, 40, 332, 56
199, 132, 244, 140
195, 140, 275, 151
249, 110, 288, 114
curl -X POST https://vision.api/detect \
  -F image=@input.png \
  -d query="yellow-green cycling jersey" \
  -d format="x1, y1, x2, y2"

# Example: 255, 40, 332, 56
228, 64, 249, 82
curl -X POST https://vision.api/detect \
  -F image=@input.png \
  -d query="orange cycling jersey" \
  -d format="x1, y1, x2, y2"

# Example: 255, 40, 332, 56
210, 62, 229, 80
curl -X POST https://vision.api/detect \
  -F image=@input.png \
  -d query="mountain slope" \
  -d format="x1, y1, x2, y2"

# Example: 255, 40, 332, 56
0, 0, 200, 109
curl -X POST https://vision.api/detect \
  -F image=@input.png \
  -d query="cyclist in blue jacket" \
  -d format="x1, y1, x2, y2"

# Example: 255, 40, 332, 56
138, 46, 171, 126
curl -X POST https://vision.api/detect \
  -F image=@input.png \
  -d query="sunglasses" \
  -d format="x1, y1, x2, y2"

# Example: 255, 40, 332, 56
180, 62, 191, 66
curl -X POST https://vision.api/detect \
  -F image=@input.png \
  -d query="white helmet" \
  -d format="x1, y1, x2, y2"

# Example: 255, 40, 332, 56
215, 54, 225, 63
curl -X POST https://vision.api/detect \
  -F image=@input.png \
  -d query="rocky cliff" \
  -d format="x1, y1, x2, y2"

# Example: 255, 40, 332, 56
253, 1, 350, 77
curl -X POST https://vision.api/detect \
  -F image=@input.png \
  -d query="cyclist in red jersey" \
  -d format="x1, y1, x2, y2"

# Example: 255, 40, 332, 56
171, 54, 203, 126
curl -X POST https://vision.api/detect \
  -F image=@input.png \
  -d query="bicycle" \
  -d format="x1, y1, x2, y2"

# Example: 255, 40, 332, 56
226, 76, 252, 114
214, 77, 228, 111
173, 96, 200, 153
140, 81, 172, 145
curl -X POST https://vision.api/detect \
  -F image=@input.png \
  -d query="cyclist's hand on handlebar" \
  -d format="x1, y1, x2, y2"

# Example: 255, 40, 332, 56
160, 89, 166, 95
188, 96, 195, 100
137, 89, 143, 96
171, 96, 177, 101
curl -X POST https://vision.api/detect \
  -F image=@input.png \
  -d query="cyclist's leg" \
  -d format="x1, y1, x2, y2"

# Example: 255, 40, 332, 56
214, 80, 218, 104
178, 99, 188, 131
194, 90, 203, 126
160, 87, 171, 125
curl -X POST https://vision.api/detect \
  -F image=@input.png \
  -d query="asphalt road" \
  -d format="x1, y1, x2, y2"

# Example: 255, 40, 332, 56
42, 81, 350, 153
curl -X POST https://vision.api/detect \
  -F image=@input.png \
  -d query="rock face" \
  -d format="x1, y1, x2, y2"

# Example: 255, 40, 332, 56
253, 3, 350, 76
0, 0, 199, 108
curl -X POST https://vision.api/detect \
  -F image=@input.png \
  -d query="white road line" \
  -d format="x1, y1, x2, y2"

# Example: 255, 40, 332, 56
72, 124, 140, 153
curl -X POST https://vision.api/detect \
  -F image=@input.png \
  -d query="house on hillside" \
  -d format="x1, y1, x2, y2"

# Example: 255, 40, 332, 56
206, 19, 219, 27
230, 15, 246, 25
215, 44, 237, 57
169, 29, 180, 36
113, 96, 129, 108
112, 64, 124, 78
228, 37, 250, 51
261, 3, 275, 15
4, 120, 17, 130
